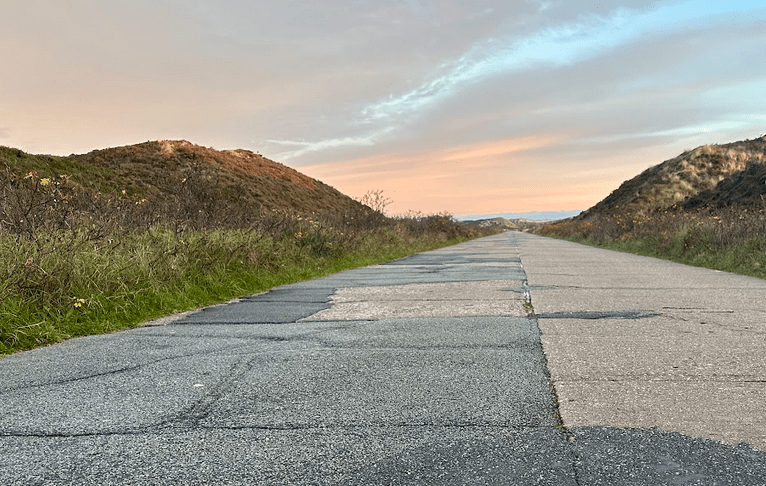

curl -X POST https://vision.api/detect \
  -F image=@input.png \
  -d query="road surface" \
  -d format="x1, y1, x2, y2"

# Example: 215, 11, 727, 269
1, 232, 765, 484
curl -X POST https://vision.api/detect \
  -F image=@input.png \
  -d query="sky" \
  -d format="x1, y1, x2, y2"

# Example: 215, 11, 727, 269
2, 1, 765, 218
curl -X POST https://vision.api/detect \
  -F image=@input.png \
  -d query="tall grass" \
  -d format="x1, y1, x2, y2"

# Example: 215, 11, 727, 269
1, 164, 496, 355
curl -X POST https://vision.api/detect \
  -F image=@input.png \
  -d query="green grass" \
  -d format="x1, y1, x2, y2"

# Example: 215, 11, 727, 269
0, 226, 472, 355
549, 232, 766, 280
539, 206, 766, 281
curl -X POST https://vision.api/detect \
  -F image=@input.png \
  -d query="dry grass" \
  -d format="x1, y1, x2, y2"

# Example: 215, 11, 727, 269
539, 191, 766, 280
539, 206, 766, 279
540, 206, 766, 245
580, 136, 766, 219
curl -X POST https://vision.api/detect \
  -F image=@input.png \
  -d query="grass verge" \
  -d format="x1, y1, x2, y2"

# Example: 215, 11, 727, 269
1, 154, 500, 356
542, 231, 766, 280
1, 227, 473, 356
560, 235, 766, 279
538, 206, 766, 280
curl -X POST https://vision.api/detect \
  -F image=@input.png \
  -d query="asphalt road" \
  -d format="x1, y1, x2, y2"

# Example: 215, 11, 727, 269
1, 232, 766, 484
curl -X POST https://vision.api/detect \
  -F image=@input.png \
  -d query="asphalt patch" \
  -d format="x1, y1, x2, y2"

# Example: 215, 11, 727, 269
571, 426, 766, 485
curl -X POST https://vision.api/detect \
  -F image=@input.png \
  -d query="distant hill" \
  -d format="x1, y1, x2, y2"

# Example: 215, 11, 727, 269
463, 217, 519, 230
1, 140, 366, 216
579, 135, 766, 220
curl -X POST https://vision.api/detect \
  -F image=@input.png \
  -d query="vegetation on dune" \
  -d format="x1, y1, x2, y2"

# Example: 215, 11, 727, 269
0, 143, 500, 355
537, 135, 766, 279
577, 136, 766, 219
539, 207, 766, 279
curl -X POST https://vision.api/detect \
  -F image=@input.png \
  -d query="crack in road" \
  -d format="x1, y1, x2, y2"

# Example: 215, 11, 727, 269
521, 256, 584, 485
199, 423, 567, 432
0, 357, 255, 438
536, 310, 658, 320
0, 342, 259, 394
170, 358, 255, 427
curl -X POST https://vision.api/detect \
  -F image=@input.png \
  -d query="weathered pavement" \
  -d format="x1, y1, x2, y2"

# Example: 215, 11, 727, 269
1, 232, 766, 484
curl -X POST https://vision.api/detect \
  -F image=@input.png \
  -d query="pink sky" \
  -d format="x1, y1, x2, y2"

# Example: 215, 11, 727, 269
301, 135, 631, 215
2, 1, 765, 217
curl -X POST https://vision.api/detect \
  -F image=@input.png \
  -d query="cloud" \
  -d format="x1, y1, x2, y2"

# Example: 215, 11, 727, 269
267, 127, 396, 160
268, 0, 766, 163
2, 0, 765, 213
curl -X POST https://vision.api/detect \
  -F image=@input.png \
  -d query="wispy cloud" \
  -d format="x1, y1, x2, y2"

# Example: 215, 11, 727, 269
267, 126, 396, 160
362, 0, 764, 121
273, 0, 765, 161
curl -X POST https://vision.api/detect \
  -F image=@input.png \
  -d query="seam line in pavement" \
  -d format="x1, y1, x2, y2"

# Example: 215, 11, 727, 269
0, 345, 262, 393
521, 254, 584, 486
557, 378, 766, 383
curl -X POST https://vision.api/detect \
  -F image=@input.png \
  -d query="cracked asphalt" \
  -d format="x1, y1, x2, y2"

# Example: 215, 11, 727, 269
2, 232, 766, 484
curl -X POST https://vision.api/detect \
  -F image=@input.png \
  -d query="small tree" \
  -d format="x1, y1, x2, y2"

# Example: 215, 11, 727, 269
357, 189, 392, 215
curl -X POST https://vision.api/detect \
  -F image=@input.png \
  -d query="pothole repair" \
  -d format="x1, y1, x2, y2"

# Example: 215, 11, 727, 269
301, 280, 529, 321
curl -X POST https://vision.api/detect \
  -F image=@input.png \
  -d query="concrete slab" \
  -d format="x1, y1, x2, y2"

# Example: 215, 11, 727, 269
540, 317, 766, 381
540, 314, 766, 449
532, 287, 766, 313
310, 317, 539, 348
304, 280, 527, 321
557, 381, 766, 449
328, 280, 526, 302
279, 274, 514, 288
518, 232, 766, 451
539, 317, 766, 382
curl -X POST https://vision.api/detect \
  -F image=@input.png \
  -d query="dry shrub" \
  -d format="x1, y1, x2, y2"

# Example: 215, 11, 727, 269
540, 204, 766, 252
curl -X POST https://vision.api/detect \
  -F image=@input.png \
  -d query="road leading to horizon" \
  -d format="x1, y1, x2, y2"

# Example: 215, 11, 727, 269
2, 232, 766, 484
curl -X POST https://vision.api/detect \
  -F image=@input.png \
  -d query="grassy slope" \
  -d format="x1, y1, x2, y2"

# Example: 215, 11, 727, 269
2, 227, 468, 355
579, 136, 766, 220
68, 140, 367, 215
1, 142, 496, 355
